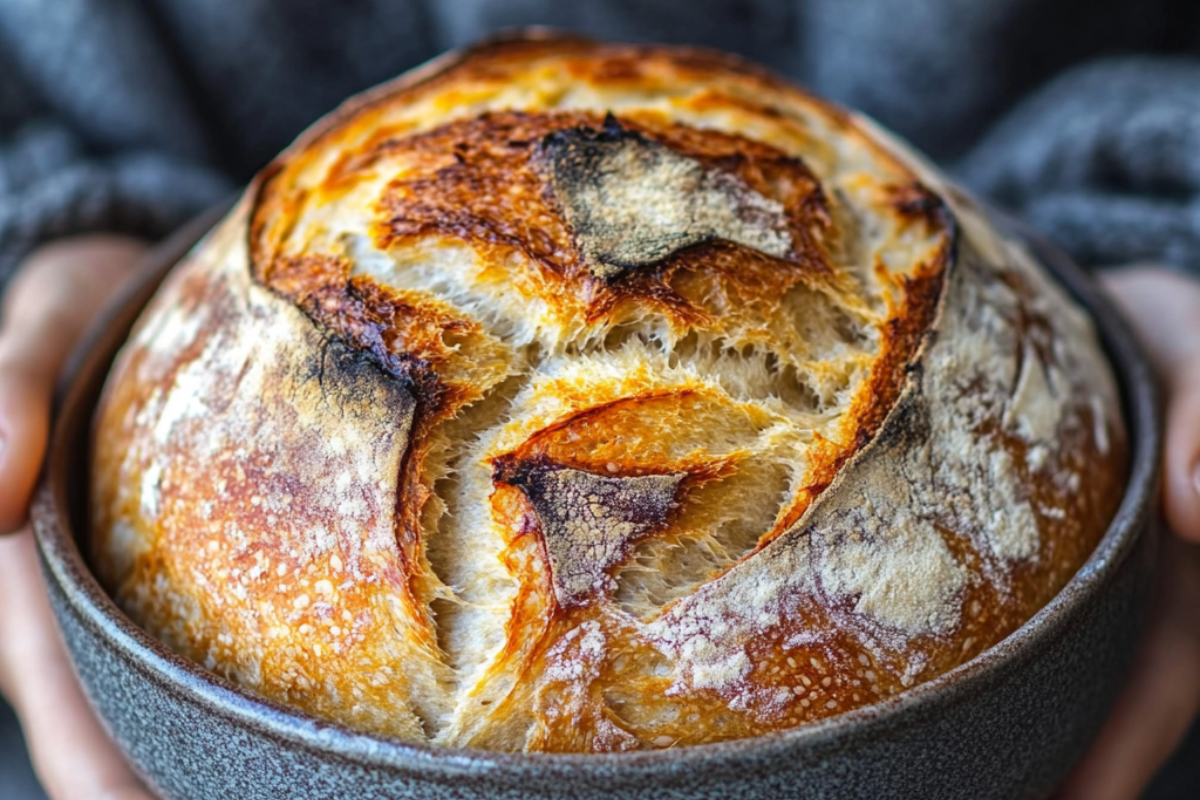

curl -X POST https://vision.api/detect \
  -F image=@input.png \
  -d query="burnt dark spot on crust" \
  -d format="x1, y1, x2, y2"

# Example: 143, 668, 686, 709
260, 255, 498, 418
494, 457, 685, 607
866, 378, 932, 454
887, 182, 954, 233
536, 114, 793, 281
303, 335, 417, 420
299, 278, 449, 411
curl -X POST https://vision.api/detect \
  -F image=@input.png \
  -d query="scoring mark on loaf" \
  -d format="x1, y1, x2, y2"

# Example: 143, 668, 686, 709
537, 114, 794, 280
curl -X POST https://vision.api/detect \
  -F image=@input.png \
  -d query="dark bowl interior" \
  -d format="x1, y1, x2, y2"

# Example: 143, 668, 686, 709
30, 205, 1163, 800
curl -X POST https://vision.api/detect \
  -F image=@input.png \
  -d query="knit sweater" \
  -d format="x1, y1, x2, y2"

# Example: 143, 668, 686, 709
3, 3, 1200, 798
1, 0, 1198, 279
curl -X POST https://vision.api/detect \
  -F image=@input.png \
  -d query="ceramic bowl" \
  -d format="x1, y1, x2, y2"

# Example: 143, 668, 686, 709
31, 205, 1161, 800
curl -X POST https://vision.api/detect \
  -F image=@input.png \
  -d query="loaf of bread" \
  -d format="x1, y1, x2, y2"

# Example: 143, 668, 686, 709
91, 34, 1127, 753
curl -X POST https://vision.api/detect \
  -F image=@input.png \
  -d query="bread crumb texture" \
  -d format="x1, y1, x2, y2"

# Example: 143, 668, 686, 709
91, 37, 1127, 752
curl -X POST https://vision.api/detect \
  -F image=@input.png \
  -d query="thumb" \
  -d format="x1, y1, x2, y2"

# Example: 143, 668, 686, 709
0, 235, 148, 534
0, 530, 157, 800
1100, 267, 1200, 544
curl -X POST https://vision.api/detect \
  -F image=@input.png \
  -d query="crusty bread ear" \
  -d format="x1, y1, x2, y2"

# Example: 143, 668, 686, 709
92, 35, 1126, 752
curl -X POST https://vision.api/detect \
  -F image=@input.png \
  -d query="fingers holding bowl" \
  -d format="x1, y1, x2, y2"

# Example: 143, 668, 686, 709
0, 236, 147, 534
0, 234, 153, 799
1056, 536, 1200, 800
1066, 265, 1200, 800
1099, 267, 1200, 544
0, 528, 155, 800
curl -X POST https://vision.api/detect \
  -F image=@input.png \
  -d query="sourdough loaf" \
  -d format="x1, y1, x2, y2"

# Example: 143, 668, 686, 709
91, 34, 1127, 753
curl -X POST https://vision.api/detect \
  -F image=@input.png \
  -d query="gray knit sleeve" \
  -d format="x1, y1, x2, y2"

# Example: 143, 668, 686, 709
958, 57, 1200, 274
0, 0, 232, 285
0, 0, 450, 287
0, 120, 231, 283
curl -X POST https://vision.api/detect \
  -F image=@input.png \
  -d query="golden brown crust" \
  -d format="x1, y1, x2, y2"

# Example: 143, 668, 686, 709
92, 34, 1126, 753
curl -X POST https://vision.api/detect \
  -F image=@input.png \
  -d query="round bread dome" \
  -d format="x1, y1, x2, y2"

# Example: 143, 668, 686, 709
90, 34, 1127, 753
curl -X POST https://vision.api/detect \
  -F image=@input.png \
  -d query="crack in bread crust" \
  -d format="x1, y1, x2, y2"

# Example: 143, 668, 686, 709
92, 36, 1127, 753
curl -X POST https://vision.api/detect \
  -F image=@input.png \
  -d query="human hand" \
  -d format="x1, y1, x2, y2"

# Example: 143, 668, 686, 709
1058, 266, 1200, 800
0, 235, 154, 800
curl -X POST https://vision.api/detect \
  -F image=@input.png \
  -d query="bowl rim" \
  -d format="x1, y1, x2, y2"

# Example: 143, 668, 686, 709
31, 202, 1162, 779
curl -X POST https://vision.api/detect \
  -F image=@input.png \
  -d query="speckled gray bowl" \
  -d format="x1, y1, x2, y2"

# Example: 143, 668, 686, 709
31, 204, 1161, 800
